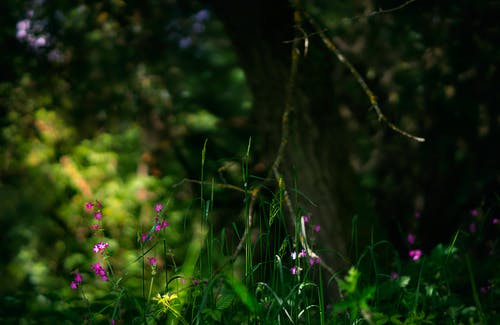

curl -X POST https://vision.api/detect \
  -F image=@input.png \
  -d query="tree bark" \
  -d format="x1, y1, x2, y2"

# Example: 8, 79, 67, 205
208, 1, 373, 276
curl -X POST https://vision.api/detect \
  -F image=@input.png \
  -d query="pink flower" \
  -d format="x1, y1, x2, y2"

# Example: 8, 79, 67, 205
314, 225, 321, 232
148, 257, 157, 265
154, 220, 169, 232
303, 215, 310, 223
493, 218, 498, 225
390, 271, 399, 280
407, 233, 416, 245
290, 266, 300, 275
309, 257, 320, 265
298, 249, 307, 258
409, 249, 422, 261
70, 272, 83, 289
91, 262, 108, 281
141, 233, 151, 243
469, 223, 476, 234
96, 201, 103, 209
90, 224, 99, 230
93, 242, 109, 254
85, 202, 94, 210
155, 204, 163, 212
470, 209, 478, 217
94, 211, 102, 220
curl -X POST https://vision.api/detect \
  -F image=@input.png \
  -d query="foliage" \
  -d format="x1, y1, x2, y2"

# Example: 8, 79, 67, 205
1, 0, 499, 323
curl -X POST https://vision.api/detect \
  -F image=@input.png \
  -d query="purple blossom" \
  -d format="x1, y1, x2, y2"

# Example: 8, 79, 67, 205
290, 265, 300, 275
85, 202, 94, 210
470, 209, 478, 217
16, 19, 30, 40
390, 271, 399, 280
303, 215, 310, 223
194, 9, 210, 22
409, 249, 422, 261
148, 257, 157, 265
179, 37, 192, 49
141, 233, 152, 243
155, 203, 163, 212
70, 272, 83, 289
93, 241, 109, 254
94, 211, 103, 220
407, 233, 416, 245
309, 257, 320, 265
314, 225, 321, 232
91, 262, 108, 281
154, 220, 169, 232
493, 218, 498, 225
34, 36, 46, 47
298, 249, 307, 258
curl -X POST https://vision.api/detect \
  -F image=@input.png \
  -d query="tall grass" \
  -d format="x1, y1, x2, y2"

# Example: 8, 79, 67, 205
65, 151, 499, 324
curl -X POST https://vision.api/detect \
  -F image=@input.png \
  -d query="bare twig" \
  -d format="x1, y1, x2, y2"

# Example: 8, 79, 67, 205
350, 0, 418, 20
305, 12, 425, 143
173, 178, 246, 193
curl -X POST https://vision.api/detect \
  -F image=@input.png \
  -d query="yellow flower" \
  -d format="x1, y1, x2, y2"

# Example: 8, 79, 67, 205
154, 292, 179, 308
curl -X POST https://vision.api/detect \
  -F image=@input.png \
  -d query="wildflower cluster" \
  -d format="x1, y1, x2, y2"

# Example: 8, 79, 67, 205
91, 262, 108, 281
86, 200, 103, 230
407, 211, 423, 261
69, 200, 110, 289
289, 215, 322, 275
93, 241, 109, 254
70, 272, 82, 290
141, 203, 169, 244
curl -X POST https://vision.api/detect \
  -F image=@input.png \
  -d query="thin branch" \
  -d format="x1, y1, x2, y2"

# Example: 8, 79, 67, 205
351, 0, 418, 20
305, 12, 426, 143
173, 178, 246, 193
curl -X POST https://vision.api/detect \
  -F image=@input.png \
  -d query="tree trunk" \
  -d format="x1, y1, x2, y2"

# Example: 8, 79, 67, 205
208, 1, 374, 276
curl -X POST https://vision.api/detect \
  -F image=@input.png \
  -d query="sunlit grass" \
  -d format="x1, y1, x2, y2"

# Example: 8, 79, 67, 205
51, 151, 500, 324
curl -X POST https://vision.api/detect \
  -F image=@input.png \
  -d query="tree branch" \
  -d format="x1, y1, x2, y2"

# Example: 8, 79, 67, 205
305, 12, 426, 143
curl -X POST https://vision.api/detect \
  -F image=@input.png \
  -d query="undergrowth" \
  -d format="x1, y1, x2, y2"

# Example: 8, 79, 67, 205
62, 149, 498, 325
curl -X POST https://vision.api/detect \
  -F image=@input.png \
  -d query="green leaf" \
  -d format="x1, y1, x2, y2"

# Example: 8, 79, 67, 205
216, 294, 234, 310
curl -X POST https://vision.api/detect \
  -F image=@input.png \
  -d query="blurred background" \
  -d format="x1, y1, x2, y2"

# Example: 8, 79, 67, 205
1, 0, 498, 321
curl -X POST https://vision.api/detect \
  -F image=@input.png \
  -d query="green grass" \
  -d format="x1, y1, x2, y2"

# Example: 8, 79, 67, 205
8, 152, 496, 324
